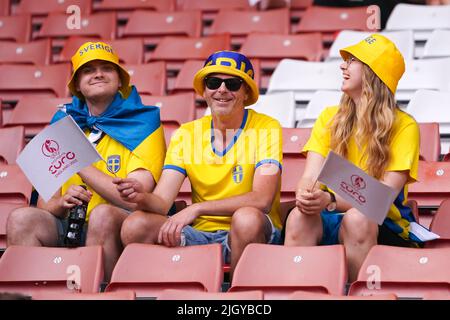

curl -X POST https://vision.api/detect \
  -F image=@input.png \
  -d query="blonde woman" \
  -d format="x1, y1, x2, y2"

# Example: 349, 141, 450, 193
284, 34, 420, 282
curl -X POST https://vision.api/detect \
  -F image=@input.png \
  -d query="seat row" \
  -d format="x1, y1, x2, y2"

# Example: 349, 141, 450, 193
0, 242, 449, 299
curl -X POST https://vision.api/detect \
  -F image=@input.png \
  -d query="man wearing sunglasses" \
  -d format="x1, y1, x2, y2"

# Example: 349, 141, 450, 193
114, 51, 282, 276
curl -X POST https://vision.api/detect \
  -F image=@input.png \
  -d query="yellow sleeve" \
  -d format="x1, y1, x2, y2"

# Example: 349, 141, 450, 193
128, 125, 166, 182
386, 115, 420, 183
255, 118, 282, 170
302, 107, 336, 157
163, 126, 188, 176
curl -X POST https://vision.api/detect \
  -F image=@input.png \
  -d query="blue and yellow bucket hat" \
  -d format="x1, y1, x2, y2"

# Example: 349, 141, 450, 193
193, 51, 259, 106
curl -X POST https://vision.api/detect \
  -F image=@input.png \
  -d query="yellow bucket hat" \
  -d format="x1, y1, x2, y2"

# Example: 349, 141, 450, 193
193, 50, 259, 106
67, 41, 131, 99
340, 34, 405, 94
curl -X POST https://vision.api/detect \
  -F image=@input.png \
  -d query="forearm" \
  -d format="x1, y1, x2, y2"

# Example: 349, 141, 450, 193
136, 192, 171, 216
195, 191, 274, 217
37, 196, 66, 218
79, 166, 136, 210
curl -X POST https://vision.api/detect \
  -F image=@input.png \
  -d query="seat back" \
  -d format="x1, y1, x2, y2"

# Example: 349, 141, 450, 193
32, 290, 135, 300
298, 90, 341, 128
408, 161, 450, 208
426, 199, 450, 248
418, 123, 440, 162
0, 245, 104, 297
0, 64, 71, 103
141, 92, 196, 128
0, 15, 31, 42
422, 29, 450, 59
3, 96, 70, 138
0, 164, 33, 204
124, 62, 167, 96
0, 126, 25, 164
158, 289, 263, 300
105, 243, 223, 298
348, 245, 450, 299
229, 243, 347, 299
0, 39, 51, 65
267, 59, 342, 102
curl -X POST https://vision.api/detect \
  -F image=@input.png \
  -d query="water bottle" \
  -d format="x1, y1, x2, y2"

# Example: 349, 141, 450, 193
64, 186, 88, 247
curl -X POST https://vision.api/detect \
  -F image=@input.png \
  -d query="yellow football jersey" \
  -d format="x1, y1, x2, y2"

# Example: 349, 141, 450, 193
304, 106, 420, 240
62, 125, 166, 220
164, 109, 283, 231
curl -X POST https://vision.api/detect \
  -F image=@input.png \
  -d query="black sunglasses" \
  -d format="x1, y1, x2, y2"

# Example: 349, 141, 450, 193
204, 77, 244, 92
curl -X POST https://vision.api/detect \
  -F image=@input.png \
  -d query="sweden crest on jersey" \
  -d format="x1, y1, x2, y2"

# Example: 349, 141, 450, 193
232, 165, 243, 184
107, 155, 121, 174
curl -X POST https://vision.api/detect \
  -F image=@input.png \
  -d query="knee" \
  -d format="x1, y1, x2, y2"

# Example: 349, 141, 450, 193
231, 207, 266, 239
341, 209, 377, 244
7, 207, 38, 233
120, 211, 153, 246
88, 204, 121, 237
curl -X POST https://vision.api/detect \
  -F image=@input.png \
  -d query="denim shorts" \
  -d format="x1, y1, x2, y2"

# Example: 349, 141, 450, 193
180, 214, 282, 264
320, 210, 416, 247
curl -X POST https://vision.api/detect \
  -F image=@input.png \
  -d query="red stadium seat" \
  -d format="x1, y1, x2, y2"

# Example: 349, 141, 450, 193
141, 92, 196, 127
209, 9, 290, 48
37, 12, 116, 49
0, 64, 70, 103
15, 0, 92, 16
418, 122, 440, 162
58, 37, 144, 64
0, 126, 25, 164
426, 199, 450, 248
94, 0, 175, 12
158, 289, 264, 300
408, 161, 450, 209
3, 96, 70, 138
32, 290, 136, 300
0, 245, 103, 297
121, 10, 202, 47
148, 34, 231, 72
105, 243, 223, 298
0, 164, 33, 204
178, 0, 252, 25
229, 243, 347, 299
124, 62, 167, 96
288, 291, 397, 300
0, 15, 31, 42
0, 39, 51, 65
348, 245, 450, 299
0, 0, 10, 16
240, 32, 323, 71
281, 128, 311, 157
295, 6, 373, 43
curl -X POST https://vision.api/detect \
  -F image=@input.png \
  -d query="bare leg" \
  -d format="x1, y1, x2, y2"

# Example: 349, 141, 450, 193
120, 211, 168, 246
229, 207, 271, 279
283, 207, 323, 246
85, 204, 128, 282
7, 207, 59, 247
338, 209, 378, 282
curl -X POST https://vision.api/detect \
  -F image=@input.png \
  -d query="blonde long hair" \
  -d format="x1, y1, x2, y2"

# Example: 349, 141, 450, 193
330, 64, 398, 179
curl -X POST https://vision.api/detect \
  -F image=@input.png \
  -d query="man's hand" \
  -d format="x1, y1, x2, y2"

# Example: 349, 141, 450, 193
157, 204, 201, 247
59, 185, 92, 209
113, 177, 145, 207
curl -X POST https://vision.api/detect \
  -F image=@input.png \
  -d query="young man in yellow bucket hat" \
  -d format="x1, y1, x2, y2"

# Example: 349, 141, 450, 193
284, 34, 421, 282
114, 50, 283, 277
7, 41, 166, 281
